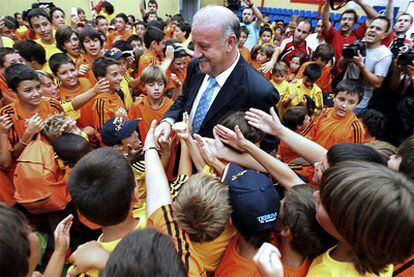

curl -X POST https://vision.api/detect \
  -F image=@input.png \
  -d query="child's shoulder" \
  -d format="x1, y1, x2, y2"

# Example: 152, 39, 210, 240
0, 101, 17, 115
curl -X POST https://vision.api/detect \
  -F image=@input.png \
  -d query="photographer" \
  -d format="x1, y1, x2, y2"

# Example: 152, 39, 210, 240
339, 16, 392, 114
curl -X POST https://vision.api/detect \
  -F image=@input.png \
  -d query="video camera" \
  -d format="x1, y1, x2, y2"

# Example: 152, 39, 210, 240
397, 48, 414, 66
329, 0, 352, 11
390, 34, 407, 58
342, 40, 366, 59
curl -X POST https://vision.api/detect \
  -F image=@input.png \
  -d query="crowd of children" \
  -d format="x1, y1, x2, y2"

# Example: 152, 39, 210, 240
0, 0, 414, 276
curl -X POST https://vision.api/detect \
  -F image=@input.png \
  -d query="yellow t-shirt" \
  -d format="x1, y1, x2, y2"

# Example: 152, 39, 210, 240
68, 209, 147, 277
1, 36, 14, 47
36, 39, 61, 73
120, 73, 133, 110
308, 246, 393, 277
283, 79, 324, 112
193, 223, 237, 272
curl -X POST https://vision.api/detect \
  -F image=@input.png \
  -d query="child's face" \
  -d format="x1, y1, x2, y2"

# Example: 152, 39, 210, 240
115, 17, 126, 31
313, 190, 342, 240
30, 16, 53, 42
83, 37, 102, 57
16, 79, 42, 107
290, 57, 301, 72
261, 31, 272, 44
3, 53, 24, 68
332, 91, 359, 118
147, 14, 158, 22
105, 64, 123, 91
144, 80, 165, 101
272, 72, 286, 84
135, 24, 146, 37
275, 28, 282, 37
130, 39, 143, 52
302, 76, 315, 90
171, 57, 186, 74
64, 33, 81, 58
56, 63, 79, 88
256, 50, 269, 64
121, 130, 141, 150
97, 18, 108, 33
39, 75, 58, 99
239, 31, 248, 46
302, 114, 311, 129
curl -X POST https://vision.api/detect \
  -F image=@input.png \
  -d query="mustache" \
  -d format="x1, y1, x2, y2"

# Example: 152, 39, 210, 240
198, 57, 209, 63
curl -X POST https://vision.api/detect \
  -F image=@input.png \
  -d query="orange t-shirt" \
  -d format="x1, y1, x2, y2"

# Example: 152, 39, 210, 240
295, 61, 332, 93
0, 169, 15, 206
394, 256, 414, 277
92, 92, 126, 144
75, 54, 98, 85
284, 258, 312, 277
58, 78, 94, 128
277, 140, 299, 164
214, 236, 261, 277
137, 51, 160, 77
251, 60, 271, 80
128, 96, 173, 142
108, 29, 132, 47
240, 46, 251, 63
301, 108, 366, 150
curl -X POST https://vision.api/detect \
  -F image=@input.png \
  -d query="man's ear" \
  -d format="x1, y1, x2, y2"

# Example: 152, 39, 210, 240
150, 40, 157, 49
226, 34, 237, 52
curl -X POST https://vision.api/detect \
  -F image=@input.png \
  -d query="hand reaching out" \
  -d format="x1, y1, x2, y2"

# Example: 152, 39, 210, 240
245, 107, 282, 136
94, 78, 110, 94
115, 107, 128, 119
214, 124, 245, 152
253, 243, 283, 277
126, 144, 144, 164
0, 114, 12, 134
68, 241, 109, 276
194, 134, 219, 166
54, 214, 73, 254
172, 112, 192, 140
144, 120, 158, 150
78, 64, 90, 75
25, 114, 44, 136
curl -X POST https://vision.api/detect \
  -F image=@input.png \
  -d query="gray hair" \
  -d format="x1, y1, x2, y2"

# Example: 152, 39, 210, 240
192, 5, 240, 44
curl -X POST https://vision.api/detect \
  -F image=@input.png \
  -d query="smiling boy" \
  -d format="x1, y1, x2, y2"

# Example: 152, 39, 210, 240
91, 57, 126, 144
300, 79, 366, 150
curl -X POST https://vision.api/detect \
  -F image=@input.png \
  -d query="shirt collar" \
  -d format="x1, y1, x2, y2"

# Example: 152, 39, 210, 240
206, 51, 240, 88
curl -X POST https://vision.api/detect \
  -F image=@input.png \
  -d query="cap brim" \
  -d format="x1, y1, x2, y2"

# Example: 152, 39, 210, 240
119, 119, 140, 140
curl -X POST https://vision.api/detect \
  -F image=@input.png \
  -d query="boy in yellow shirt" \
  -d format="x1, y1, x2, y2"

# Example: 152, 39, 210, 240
282, 63, 324, 113
270, 61, 289, 114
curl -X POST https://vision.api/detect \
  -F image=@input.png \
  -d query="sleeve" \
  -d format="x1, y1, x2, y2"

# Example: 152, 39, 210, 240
92, 98, 105, 133
350, 120, 365, 143
49, 98, 64, 113
322, 25, 337, 44
314, 87, 324, 111
170, 174, 189, 201
302, 113, 321, 141
149, 205, 207, 277
354, 23, 367, 40
374, 52, 393, 77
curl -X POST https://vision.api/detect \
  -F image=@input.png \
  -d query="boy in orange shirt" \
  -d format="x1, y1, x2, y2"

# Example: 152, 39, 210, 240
163, 39, 188, 100
0, 64, 63, 176
301, 79, 366, 150
91, 57, 126, 144
0, 48, 24, 105
137, 26, 164, 76
215, 163, 280, 277
239, 26, 251, 63
108, 13, 132, 47
128, 65, 173, 142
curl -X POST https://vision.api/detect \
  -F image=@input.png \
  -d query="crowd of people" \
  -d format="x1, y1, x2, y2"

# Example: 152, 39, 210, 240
0, 0, 413, 276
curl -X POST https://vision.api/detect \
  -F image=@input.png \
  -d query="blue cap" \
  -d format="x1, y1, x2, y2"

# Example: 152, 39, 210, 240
223, 163, 280, 233
104, 47, 132, 60
101, 117, 139, 146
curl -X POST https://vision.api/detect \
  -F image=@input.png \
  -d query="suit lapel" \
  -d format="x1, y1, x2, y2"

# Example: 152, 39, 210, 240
202, 58, 244, 124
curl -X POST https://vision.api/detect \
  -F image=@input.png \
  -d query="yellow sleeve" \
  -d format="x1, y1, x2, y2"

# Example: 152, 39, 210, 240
60, 100, 75, 113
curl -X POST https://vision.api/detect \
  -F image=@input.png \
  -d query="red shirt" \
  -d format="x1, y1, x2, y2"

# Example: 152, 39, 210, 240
278, 37, 312, 66
323, 24, 366, 72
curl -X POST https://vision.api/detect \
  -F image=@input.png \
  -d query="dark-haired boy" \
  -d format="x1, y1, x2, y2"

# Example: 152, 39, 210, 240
91, 57, 126, 144
108, 13, 132, 47
215, 163, 280, 276
137, 26, 164, 76
282, 63, 324, 112
300, 79, 366, 150
27, 9, 61, 61
68, 147, 147, 276
13, 39, 47, 70
0, 47, 24, 104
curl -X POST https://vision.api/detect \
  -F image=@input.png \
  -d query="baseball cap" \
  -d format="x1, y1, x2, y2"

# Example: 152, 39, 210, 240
101, 117, 140, 146
223, 163, 280, 233
104, 47, 133, 60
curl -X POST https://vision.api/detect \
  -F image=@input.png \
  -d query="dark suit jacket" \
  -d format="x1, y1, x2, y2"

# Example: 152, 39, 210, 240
164, 56, 280, 151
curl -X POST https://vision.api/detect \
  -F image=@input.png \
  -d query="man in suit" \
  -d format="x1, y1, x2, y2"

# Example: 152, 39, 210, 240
155, 5, 279, 151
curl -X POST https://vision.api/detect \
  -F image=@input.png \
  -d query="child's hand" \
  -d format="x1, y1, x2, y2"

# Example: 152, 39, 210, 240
78, 64, 90, 75
253, 243, 283, 277
214, 124, 245, 152
172, 112, 192, 140
25, 114, 44, 136
95, 78, 110, 94
159, 137, 172, 156
68, 241, 109, 276
115, 107, 127, 119
245, 107, 282, 137
261, 59, 275, 74
170, 73, 182, 87
54, 214, 73, 254
126, 144, 144, 164
165, 45, 174, 61
0, 114, 12, 134
144, 120, 158, 150
194, 134, 219, 165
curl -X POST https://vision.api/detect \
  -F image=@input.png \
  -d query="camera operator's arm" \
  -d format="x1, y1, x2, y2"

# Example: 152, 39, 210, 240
351, 52, 387, 89
139, 0, 147, 20
245, 0, 264, 28
353, 0, 379, 21
389, 60, 404, 91
322, 0, 331, 34
337, 56, 349, 69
